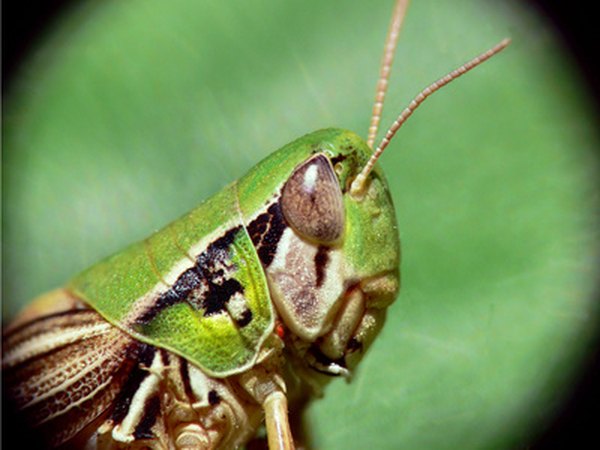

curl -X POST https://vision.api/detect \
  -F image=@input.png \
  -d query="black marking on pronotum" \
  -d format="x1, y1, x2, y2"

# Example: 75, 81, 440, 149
208, 390, 221, 406
136, 227, 244, 325
307, 345, 347, 377
133, 394, 161, 440
202, 277, 244, 316
111, 343, 156, 424
235, 308, 253, 327
172, 268, 202, 299
314, 245, 329, 288
247, 201, 287, 267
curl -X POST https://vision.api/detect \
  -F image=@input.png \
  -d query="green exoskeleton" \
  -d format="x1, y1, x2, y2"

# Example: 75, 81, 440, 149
2, 1, 509, 448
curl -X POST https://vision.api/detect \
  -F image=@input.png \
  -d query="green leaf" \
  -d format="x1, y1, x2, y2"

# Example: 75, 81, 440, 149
3, 1, 598, 449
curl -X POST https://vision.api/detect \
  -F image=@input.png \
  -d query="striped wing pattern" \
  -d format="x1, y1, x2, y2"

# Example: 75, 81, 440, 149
2, 307, 139, 447
2, 302, 264, 449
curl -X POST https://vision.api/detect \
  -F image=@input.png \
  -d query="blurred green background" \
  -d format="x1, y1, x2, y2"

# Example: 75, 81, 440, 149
3, 0, 599, 449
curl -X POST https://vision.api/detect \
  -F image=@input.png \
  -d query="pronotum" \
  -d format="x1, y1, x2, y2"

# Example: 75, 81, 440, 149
2, 1, 509, 448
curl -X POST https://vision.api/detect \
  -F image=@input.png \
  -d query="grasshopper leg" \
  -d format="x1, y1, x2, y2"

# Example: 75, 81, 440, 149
264, 391, 295, 450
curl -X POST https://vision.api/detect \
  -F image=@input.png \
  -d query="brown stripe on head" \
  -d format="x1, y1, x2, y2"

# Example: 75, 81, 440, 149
265, 226, 346, 343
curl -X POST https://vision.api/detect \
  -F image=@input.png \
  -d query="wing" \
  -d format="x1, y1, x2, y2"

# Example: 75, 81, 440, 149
2, 290, 140, 448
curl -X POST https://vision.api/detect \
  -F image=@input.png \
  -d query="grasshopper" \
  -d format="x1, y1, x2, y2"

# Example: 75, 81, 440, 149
2, 1, 509, 448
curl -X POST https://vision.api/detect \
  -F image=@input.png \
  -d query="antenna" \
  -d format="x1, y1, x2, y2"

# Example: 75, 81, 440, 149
366, 0, 410, 149
351, 38, 511, 197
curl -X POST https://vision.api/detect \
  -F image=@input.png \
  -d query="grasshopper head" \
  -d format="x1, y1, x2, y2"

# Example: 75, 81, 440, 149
239, 128, 400, 381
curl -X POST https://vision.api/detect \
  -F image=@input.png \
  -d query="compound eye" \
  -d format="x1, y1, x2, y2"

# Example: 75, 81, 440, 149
281, 154, 345, 244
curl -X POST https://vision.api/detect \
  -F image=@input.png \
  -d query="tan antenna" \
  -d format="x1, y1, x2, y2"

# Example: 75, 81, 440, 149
351, 38, 511, 197
366, 0, 410, 149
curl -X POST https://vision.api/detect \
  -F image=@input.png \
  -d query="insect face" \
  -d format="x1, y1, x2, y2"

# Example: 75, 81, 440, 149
238, 128, 400, 380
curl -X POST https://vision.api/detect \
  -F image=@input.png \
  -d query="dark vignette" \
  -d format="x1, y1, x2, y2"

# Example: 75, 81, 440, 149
2, 1, 599, 449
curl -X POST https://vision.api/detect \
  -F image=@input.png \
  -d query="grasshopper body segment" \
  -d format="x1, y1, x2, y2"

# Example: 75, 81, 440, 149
69, 181, 275, 377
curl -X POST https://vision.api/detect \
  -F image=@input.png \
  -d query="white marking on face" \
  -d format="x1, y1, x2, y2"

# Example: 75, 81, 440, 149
266, 228, 346, 341
302, 163, 318, 194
